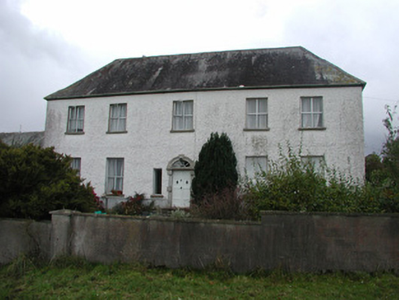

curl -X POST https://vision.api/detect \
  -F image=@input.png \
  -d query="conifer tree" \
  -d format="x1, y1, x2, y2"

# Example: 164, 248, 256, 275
192, 132, 238, 204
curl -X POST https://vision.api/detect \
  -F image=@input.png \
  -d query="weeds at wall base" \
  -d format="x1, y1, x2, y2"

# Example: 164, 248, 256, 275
5, 252, 45, 278
5, 253, 397, 279
49, 255, 95, 270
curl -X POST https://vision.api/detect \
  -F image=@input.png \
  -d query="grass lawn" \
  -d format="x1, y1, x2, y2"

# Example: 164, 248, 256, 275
1, 256, 398, 299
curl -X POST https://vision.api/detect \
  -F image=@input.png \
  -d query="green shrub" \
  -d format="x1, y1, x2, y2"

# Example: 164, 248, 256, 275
0, 143, 96, 220
192, 132, 238, 205
243, 147, 374, 219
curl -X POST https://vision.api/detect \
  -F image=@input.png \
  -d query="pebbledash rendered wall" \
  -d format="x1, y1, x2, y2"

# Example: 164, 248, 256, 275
43, 86, 365, 203
2, 210, 398, 272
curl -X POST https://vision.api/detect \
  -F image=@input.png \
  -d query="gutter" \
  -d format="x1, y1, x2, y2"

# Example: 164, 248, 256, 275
44, 83, 366, 101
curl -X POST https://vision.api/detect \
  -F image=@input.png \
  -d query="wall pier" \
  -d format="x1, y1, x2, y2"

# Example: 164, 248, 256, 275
50, 210, 73, 260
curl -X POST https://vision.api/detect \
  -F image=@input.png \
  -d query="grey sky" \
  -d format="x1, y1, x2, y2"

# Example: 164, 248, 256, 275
1, 0, 398, 155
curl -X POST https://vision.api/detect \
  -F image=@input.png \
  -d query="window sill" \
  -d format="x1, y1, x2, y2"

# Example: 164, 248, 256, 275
170, 129, 195, 133
106, 131, 128, 134
104, 194, 125, 198
151, 194, 164, 198
243, 128, 270, 131
298, 127, 326, 131
65, 132, 84, 135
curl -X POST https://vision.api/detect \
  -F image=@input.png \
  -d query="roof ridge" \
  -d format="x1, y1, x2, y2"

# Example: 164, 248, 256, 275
116, 46, 305, 61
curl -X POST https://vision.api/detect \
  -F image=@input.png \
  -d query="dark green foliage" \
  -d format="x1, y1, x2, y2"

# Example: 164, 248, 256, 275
365, 153, 384, 182
192, 132, 238, 204
0, 144, 96, 220
0, 140, 8, 150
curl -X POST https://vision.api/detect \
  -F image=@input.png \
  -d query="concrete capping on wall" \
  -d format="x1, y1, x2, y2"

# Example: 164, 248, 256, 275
49, 209, 260, 226
1, 210, 399, 273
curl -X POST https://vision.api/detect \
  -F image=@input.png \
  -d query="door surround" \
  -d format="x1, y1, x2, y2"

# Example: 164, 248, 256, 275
166, 154, 195, 207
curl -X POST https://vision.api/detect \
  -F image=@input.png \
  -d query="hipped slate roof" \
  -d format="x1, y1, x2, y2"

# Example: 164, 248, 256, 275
45, 47, 365, 100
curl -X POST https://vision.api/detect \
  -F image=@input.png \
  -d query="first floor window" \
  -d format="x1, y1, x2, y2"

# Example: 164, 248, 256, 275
109, 103, 127, 132
246, 98, 268, 129
71, 157, 81, 176
153, 168, 162, 195
67, 106, 85, 133
245, 156, 267, 178
301, 156, 325, 173
172, 100, 193, 131
301, 97, 323, 128
106, 158, 124, 194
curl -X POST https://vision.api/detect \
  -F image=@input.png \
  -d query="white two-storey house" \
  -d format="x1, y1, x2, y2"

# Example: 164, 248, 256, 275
43, 47, 366, 208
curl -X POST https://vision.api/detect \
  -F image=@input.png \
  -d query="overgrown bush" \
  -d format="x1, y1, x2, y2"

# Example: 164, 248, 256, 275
191, 188, 250, 221
0, 142, 96, 220
243, 147, 379, 219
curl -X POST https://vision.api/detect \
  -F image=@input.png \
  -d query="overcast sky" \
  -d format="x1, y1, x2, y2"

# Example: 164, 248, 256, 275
1, 0, 398, 154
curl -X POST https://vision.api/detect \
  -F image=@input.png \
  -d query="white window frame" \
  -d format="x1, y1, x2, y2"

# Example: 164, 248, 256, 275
108, 103, 127, 133
245, 156, 268, 179
172, 100, 193, 131
106, 158, 124, 194
71, 157, 81, 177
246, 98, 268, 130
301, 97, 323, 128
67, 106, 85, 133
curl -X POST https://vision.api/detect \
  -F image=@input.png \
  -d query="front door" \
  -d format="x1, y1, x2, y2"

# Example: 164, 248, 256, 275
172, 170, 191, 207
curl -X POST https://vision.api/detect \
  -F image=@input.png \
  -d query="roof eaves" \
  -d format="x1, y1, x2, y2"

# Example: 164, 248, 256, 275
44, 82, 366, 101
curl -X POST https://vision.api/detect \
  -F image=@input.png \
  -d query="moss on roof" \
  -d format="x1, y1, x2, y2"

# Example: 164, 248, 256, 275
45, 47, 365, 100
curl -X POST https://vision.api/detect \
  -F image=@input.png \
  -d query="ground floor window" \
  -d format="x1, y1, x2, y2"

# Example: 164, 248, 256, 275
71, 157, 81, 176
153, 168, 162, 195
106, 158, 124, 194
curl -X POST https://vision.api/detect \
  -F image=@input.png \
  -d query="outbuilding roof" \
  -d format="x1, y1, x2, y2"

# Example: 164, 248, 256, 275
45, 47, 366, 100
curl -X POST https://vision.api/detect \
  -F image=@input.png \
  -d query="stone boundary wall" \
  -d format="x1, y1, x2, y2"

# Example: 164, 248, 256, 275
0, 218, 51, 264
1, 211, 398, 273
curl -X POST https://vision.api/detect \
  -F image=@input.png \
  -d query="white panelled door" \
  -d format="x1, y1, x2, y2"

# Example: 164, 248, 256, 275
172, 170, 191, 207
